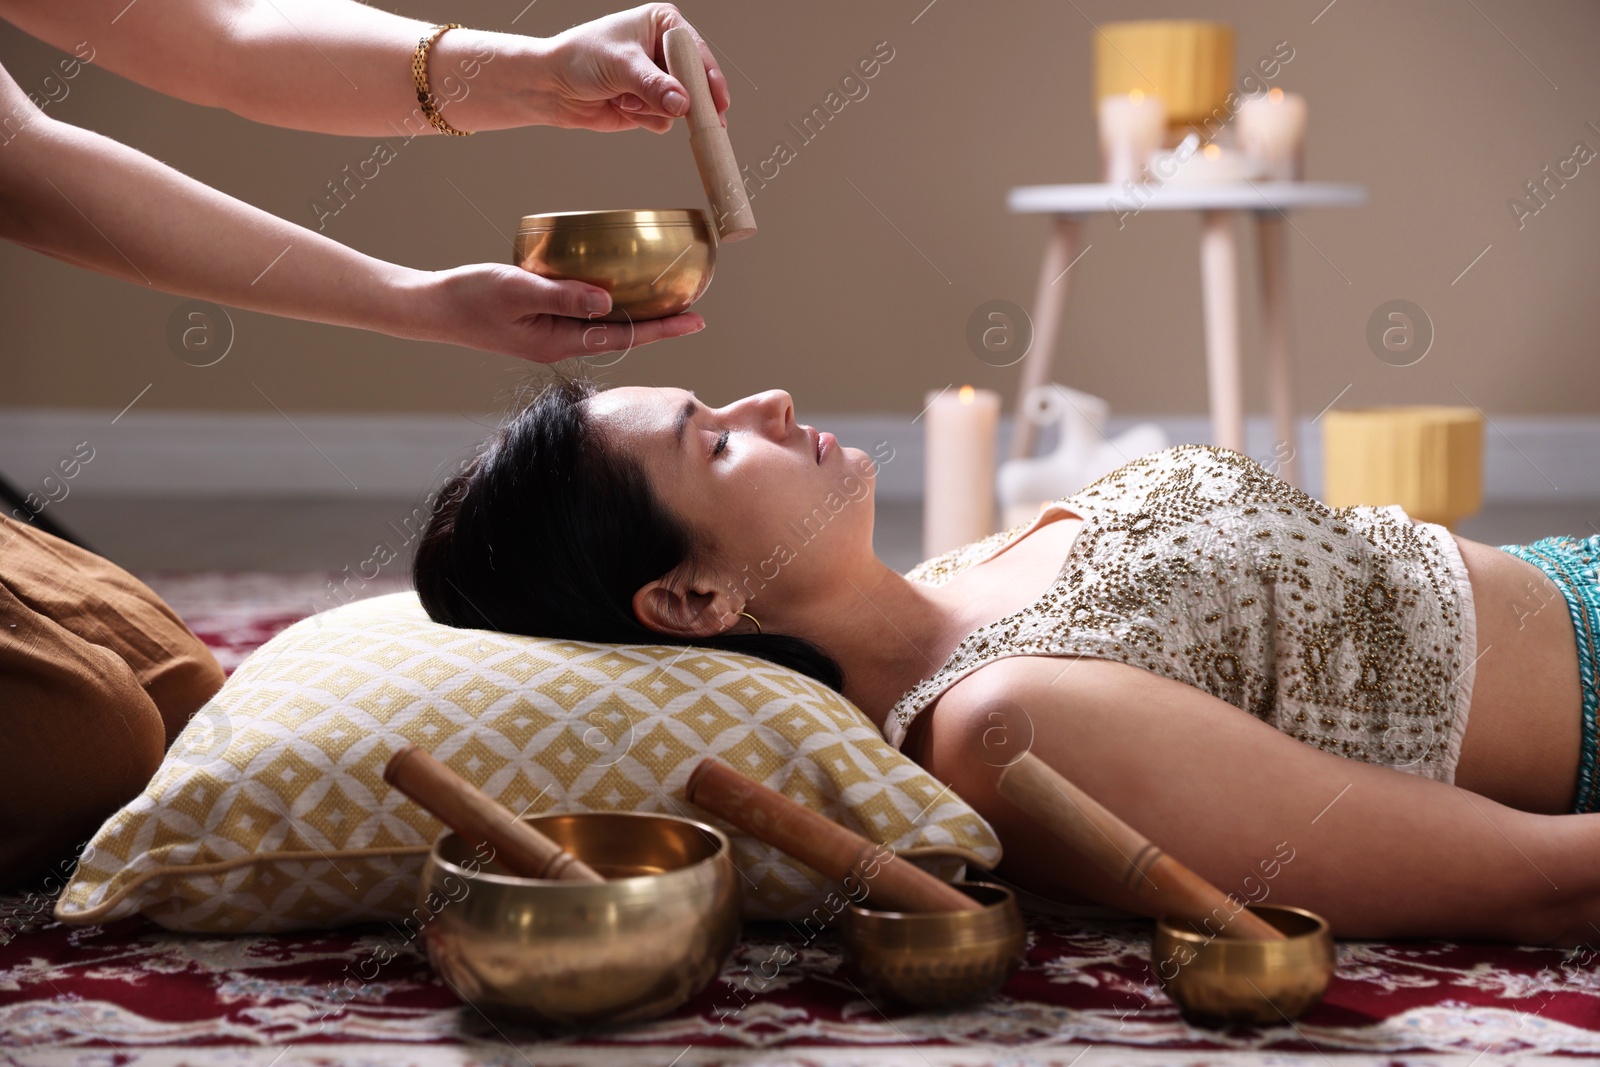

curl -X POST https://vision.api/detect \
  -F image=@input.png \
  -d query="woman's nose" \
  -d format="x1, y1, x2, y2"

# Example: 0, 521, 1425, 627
734, 390, 793, 438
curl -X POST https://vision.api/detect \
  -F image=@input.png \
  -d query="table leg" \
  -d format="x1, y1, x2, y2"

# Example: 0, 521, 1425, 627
1256, 211, 1300, 486
1009, 215, 1084, 461
1198, 210, 1245, 455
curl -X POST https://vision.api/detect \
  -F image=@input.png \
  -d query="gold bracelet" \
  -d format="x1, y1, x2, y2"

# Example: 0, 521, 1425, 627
413, 23, 473, 137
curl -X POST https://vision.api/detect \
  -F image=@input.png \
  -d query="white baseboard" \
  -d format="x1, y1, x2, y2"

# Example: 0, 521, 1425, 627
0, 407, 1595, 503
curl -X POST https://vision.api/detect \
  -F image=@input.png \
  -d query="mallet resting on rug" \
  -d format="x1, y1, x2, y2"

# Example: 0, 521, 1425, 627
997, 750, 1287, 941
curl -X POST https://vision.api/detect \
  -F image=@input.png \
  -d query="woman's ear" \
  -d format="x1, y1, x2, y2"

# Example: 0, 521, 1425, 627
632, 573, 740, 639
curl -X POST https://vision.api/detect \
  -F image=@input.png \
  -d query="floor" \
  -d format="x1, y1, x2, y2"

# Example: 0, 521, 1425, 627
30, 496, 1600, 577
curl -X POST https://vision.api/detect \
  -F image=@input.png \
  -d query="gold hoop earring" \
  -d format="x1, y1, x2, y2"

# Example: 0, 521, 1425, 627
737, 610, 762, 635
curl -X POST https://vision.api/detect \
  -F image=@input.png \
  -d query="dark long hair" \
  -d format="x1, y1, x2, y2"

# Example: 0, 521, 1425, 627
412, 377, 845, 692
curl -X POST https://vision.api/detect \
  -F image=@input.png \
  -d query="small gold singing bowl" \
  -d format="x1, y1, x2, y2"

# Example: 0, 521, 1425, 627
513, 208, 717, 323
841, 881, 1026, 1008
417, 811, 742, 1029
1153, 904, 1335, 1026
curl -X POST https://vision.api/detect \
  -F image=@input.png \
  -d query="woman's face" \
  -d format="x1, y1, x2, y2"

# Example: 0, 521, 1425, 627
582, 385, 882, 615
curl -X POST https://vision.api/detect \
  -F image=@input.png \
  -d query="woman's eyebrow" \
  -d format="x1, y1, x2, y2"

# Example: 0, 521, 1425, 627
672, 391, 700, 448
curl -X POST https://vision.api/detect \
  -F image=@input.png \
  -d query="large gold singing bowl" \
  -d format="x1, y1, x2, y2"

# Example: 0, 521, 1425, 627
841, 881, 1026, 1008
513, 208, 718, 323
1153, 904, 1335, 1025
418, 811, 741, 1028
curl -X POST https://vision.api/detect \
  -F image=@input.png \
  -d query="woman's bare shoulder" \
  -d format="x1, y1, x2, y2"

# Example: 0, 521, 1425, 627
911, 652, 1290, 788
905, 655, 1129, 764
930, 652, 1249, 744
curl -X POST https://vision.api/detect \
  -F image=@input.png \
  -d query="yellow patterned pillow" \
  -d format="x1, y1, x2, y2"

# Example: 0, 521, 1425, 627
55, 592, 999, 932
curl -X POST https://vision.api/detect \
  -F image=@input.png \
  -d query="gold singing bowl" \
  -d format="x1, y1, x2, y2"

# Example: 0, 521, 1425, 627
1153, 904, 1335, 1025
513, 208, 718, 323
418, 811, 742, 1028
841, 881, 1026, 1008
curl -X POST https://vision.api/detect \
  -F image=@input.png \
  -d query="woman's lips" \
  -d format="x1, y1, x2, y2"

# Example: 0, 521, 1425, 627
804, 424, 835, 464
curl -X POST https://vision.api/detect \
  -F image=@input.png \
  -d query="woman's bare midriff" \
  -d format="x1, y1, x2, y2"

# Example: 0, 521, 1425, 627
1449, 533, 1584, 814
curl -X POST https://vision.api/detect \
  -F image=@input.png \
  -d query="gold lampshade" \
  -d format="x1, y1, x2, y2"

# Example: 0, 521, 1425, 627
1093, 20, 1235, 126
1320, 406, 1485, 530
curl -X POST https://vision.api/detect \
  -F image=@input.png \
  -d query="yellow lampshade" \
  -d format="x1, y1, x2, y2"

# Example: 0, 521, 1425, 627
1320, 406, 1485, 530
1093, 20, 1235, 126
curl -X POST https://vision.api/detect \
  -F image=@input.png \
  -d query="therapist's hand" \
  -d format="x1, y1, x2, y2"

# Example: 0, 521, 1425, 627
408, 263, 706, 363
530, 4, 730, 133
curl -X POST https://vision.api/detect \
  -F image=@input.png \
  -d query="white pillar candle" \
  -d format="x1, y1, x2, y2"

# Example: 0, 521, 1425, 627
1236, 88, 1307, 180
1149, 141, 1261, 185
1097, 90, 1167, 186
923, 385, 1000, 558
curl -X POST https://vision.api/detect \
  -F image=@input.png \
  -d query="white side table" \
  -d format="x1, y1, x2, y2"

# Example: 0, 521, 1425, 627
1005, 181, 1366, 487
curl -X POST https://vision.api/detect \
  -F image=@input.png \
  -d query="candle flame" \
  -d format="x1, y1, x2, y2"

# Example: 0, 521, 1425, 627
958, 385, 975, 404
1203, 143, 1221, 160
1129, 89, 1144, 104
1268, 87, 1285, 103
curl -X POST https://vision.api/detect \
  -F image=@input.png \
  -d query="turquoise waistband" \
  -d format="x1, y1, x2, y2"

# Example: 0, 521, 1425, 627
1496, 535, 1600, 815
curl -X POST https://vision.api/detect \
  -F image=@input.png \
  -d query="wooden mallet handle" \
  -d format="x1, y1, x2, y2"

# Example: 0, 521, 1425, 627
383, 744, 604, 883
662, 26, 756, 243
685, 758, 981, 913
997, 751, 1286, 941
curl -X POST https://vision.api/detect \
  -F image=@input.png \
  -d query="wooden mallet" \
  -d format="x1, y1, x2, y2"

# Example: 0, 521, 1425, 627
686, 757, 981, 913
662, 25, 757, 243
383, 744, 604, 883
997, 751, 1286, 940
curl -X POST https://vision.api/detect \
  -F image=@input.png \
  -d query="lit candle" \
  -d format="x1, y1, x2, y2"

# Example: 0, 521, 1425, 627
1097, 90, 1167, 186
923, 385, 1000, 558
1148, 140, 1262, 185
1236, 88, 1307, 180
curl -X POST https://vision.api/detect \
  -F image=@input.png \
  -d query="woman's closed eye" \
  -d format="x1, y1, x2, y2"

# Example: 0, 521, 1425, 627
712, 428, 730, 457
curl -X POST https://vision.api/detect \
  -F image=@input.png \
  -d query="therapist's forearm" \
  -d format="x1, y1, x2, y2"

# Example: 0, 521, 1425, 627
0, 0, 550, 138
0, 114, 428, 338
214, 1, 547, 136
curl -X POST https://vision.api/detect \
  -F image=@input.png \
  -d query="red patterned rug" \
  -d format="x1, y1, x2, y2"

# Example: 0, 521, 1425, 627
3, 573, 1598, 1066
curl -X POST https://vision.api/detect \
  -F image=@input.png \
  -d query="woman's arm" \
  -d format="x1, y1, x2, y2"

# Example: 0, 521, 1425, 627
0, 0, 728, 137
915, 655, 1597, 946
0, 70, 702, 360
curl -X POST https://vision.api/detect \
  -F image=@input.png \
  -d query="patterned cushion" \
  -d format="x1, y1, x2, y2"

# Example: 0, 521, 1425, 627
54, 592, 1000, 932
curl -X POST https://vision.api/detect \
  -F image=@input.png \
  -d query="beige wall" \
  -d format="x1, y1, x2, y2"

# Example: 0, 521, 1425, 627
3, 0, 1599, 420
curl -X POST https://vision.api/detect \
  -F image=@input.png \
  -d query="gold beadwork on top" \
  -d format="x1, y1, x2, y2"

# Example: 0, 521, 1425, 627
888, 445, 1476, 784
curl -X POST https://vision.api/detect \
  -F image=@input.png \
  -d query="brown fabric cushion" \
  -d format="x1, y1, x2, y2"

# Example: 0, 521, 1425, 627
0, 515, 225, 888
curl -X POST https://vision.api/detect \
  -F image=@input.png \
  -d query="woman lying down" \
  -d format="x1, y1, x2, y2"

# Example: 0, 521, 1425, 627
412, 378, 1600, 949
